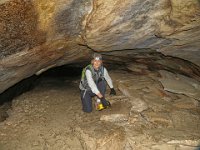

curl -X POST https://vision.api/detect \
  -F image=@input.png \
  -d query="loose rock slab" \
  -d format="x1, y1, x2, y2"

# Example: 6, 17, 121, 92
159, 70, 200, 101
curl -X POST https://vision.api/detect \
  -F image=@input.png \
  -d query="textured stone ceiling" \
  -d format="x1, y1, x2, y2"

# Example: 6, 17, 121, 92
0, 0, 200, 93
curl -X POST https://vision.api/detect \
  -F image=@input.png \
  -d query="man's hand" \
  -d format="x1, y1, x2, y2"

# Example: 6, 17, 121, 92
110, 88, 116, 96
97, 93, 103, 98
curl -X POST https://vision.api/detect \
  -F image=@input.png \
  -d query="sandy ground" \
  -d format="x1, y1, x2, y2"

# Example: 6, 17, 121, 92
0, 76, 123, 150
0, 70, 200, 150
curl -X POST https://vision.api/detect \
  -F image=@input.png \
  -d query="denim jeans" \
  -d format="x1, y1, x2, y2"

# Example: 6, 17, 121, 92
80, 80, 108, 112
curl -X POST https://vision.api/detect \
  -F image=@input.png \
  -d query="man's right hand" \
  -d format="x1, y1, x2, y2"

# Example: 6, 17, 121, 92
110, 88, 116, 96
97, 93, 103, 98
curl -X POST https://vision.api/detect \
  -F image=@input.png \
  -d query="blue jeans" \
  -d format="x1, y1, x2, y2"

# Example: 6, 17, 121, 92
80, 80, 108, 113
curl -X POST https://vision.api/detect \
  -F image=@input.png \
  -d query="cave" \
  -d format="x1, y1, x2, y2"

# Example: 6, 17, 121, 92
0, 0, 200, 149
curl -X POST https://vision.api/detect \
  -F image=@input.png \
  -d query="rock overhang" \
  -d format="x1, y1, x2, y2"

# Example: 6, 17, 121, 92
0, 0, 200, 93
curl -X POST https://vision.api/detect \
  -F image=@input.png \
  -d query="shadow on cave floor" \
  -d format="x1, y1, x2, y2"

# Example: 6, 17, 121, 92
0, 62, 200, 149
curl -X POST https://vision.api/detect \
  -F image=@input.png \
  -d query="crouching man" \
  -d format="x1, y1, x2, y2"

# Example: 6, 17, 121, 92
79, 53, 116, 113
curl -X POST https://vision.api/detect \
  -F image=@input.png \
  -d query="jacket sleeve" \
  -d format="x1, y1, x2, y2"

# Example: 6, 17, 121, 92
85, 69, 100, 94
104, 68, 114, 89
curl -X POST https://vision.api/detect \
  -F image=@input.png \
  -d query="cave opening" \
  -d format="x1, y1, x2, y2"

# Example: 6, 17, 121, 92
0, 64, 86, 122
1, 53, 200, 149
39, 65, 83, 79
0, 57, 129, 123
0, 64, 86, 104
0, 0, 200, 148
1, 50, 200, 108
0, 58, 126, 105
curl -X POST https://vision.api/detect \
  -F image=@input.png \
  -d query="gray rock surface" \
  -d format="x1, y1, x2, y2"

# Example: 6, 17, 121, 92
159, 70, 200, 101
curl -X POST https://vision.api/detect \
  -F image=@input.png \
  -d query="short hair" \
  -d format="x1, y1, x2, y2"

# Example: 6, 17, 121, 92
92, 53, 102, 60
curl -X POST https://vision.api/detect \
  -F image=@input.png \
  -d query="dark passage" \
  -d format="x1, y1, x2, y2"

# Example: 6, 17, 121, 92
1, 53, 200, 122
0, 65, 83, 122
40, 65, 83, 78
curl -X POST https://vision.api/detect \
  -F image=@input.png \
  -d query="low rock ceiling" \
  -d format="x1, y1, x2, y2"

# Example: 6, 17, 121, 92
0, 0, 200, 93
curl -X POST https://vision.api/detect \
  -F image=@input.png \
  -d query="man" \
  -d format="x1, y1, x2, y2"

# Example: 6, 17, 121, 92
79, 53, 116, 113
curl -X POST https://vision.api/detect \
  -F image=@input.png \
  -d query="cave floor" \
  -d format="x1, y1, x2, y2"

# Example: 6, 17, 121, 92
0, 70, 200, 150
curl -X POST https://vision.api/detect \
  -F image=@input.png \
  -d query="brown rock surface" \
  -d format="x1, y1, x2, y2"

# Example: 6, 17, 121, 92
0, 69, 200, 149
0, 0, 200, 93
1, 1, 200, 148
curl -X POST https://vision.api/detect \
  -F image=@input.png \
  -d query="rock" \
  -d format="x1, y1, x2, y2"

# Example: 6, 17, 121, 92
100, 101, 131, 123
127, 63, 149, 74
0, 0, 200, 93
141, 111, 173, 127
176, 145, 200, 150
74, 123, 126, 150
167, 139, 200, 147
130, 98, 148, 113
100, 114, 128, 123
142, 92, 173, 112
173, 95, 199, 109
151, 144, 176, 150
128, 113, 140, 124
85, 0, 200, 66
0, 102, 11, 122
171, 110, 200, 131
118, 81, 148, 113
1, 71, 200, 149
159, 70, 200, 101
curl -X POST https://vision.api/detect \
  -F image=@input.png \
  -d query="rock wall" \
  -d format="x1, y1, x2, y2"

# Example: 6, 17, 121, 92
0, 0, 200, 93
84, 0, 200, 64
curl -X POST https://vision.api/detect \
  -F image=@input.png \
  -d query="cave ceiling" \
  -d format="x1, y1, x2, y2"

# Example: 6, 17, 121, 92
0, 0, 200, 93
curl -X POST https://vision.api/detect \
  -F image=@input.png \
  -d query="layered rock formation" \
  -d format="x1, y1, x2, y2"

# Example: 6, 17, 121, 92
0, 0, 200, 93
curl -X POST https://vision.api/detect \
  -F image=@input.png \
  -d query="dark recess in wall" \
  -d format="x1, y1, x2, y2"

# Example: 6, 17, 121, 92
0, 65, 83, 105
0, 75, 38, 105
40, 65, 83, 78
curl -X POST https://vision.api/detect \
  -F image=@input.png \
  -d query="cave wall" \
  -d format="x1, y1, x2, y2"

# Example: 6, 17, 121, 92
84, 0, 200, 64
0, 0, 200, 93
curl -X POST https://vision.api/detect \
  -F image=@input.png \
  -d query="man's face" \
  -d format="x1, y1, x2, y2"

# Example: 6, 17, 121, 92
93, 59, 102, 70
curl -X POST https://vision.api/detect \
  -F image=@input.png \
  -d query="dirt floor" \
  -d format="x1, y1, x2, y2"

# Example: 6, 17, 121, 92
0, 69, 200, 150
